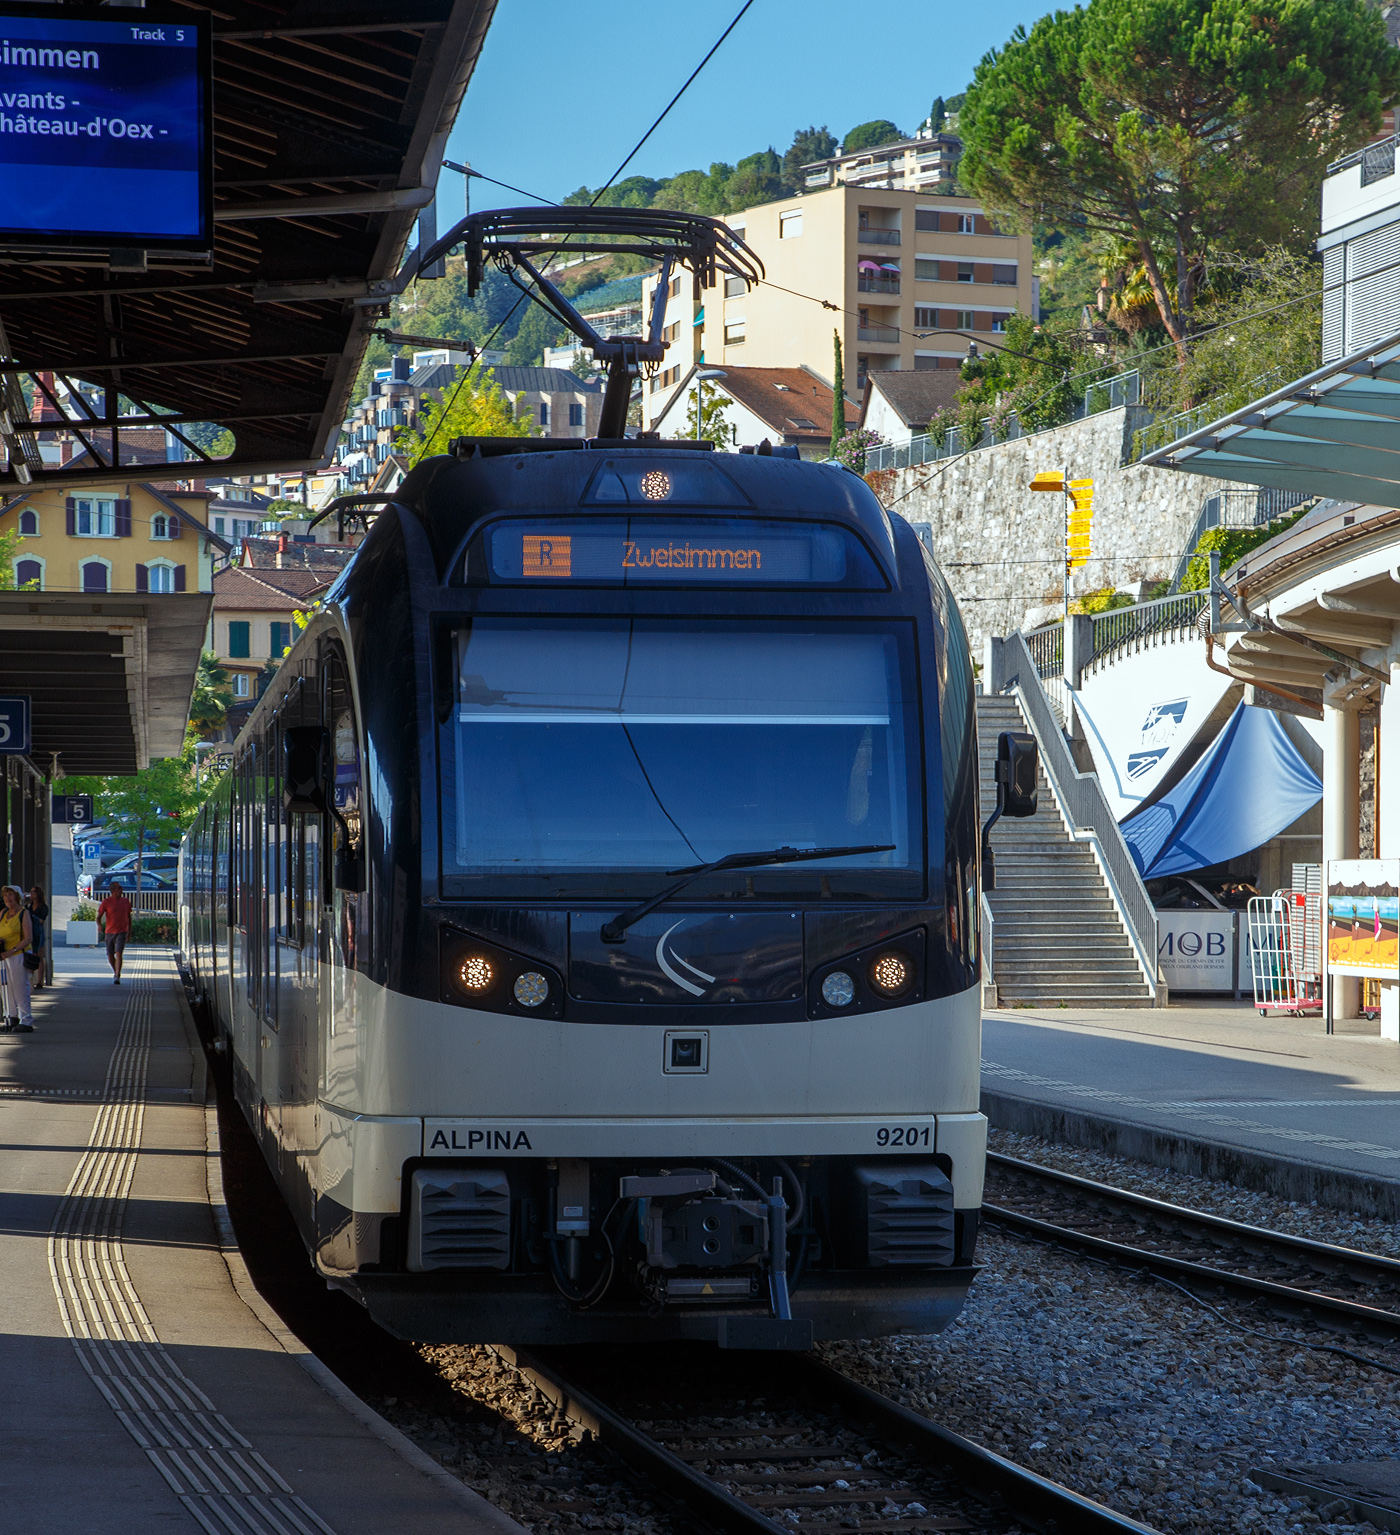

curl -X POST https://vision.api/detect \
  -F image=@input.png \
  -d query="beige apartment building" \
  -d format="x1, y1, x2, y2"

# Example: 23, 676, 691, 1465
801, 129, 962, 194
640, 184, 1035, 432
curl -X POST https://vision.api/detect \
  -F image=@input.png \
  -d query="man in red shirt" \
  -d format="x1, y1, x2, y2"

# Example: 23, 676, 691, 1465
97, 881, 133, 985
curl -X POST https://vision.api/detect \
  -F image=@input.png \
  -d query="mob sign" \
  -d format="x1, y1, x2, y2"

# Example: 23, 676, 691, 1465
1157, 910, 1239, 992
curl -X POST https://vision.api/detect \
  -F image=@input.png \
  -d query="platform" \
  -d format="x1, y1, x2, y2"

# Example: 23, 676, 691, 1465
982, 998, 1400, 1218
0, 946, 522, 1535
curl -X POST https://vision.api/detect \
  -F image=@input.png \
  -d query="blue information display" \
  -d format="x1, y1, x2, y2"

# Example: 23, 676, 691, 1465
0, 4, 210, 249
0, 694, 30, 755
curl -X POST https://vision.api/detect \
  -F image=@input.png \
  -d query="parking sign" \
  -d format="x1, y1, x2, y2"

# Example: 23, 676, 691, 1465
0, 696, 31, 755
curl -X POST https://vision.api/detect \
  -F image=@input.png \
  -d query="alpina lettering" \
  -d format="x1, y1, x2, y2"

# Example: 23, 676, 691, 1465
429, 1127, 533, 1151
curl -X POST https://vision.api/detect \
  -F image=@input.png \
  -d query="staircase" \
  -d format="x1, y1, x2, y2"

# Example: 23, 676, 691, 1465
977, 692, 1153, 1007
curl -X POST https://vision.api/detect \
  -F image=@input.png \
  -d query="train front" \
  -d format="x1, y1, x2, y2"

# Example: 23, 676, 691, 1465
341, 444, 984, 1348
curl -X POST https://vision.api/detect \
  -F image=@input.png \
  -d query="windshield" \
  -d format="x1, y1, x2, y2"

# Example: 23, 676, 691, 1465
442, 618, 922, 899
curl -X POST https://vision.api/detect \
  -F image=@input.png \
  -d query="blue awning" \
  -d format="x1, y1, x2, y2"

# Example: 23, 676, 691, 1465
1120, 704, 1322, 878
1140, 330, 1400, 508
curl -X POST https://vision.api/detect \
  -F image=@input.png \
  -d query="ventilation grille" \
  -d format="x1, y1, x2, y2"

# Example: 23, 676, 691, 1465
855, 1164, 956, 1267
408, 1169, 511, 1272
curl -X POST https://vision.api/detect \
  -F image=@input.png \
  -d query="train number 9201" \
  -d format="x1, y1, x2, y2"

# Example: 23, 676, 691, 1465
876, 1125, 931, 1147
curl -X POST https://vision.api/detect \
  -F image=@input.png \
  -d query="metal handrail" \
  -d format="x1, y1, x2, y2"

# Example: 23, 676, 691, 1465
1000, 630, 1159, 996
1166, 489, 1312, 594
1087, 592, 1207, 672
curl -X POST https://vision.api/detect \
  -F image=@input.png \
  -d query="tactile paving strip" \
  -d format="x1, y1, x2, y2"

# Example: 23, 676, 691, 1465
47, 953, 340, 1535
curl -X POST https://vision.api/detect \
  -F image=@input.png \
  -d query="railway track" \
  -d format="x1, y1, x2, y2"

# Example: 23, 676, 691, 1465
983, 1150, 1400, 1343
494, 1340, 1161, 1535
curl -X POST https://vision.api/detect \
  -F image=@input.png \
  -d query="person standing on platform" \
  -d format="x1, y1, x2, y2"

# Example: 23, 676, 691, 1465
98, 880, 132, 986
0, 885, 35, 1031
27, 886, 48, 991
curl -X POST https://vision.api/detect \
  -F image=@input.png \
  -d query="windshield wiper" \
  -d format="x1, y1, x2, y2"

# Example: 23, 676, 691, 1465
599, 843, 896, 944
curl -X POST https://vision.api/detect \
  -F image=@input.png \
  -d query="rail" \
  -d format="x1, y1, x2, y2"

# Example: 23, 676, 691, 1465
999, 630, 1159, 998
1020, 622, 1066, 721
1086, 591, 1207, 674
1166, 488, 1313, 593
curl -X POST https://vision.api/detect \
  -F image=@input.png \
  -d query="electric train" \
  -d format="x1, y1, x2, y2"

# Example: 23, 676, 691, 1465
179, 438, 1002, 1347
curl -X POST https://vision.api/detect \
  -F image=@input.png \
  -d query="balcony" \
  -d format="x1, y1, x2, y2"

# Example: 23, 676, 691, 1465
858, 229, 900, 245
858, 275, 900, 294
805, 167, 832, 187
857, 325, 901, 343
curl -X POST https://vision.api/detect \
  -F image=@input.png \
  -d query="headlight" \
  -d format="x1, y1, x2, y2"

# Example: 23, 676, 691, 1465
440, 927, 565, 1019
457, 954, 497, 994
868, 950, 915, 997
821, 970, 856, 1007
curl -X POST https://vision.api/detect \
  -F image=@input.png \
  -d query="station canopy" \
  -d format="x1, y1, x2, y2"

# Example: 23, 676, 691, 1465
1141, 330, 1400, 509
0, 0, 496, 489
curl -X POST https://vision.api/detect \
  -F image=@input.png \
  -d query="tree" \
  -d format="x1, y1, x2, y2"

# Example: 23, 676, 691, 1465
830, 330, 847, 451
842, 119, 904, 154
781, 126, 839, 193
681, 383, 733, 446
396, 365, 532, 465
958, 0, 1400, 358
189, 651, 233, 740
726, 149, 783, 211
506, 300, 565, 366
65, 748, 201, 892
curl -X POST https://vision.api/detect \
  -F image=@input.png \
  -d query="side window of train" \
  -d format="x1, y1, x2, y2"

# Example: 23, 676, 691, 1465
325, 645, 365, 892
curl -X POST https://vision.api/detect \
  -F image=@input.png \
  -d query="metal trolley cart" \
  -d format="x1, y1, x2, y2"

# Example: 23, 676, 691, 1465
1248, 887, 1323, 1016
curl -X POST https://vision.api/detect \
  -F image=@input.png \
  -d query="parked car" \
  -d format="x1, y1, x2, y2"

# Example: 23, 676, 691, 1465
84, 869, 177, 897
77, 851, 180, 897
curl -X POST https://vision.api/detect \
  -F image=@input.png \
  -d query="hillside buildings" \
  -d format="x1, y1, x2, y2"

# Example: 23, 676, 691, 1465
799, 128, 963, 194
639, 183, 1036, 433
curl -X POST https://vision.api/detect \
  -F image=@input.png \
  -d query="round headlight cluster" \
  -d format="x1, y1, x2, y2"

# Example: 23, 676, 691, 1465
513, 971, 549, 1008
821, 970, 855, 1007
458, 954, 496, 993
639, 468, 671, 501
868, 950, 914, 997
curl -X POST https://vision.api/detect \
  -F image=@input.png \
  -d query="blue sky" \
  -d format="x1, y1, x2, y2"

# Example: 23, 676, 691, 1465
444, 0, 1055, 213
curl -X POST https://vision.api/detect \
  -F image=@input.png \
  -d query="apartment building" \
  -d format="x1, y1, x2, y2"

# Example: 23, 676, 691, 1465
800, 128, 962, 194
1320, 131, 1400, 360
640, 183, 1035, 432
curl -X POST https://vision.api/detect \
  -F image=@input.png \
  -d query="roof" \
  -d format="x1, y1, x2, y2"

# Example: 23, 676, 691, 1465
701, 367, 845, 441
1141, 330, 1400, 508
0, 1, 497, 490
239, 538, 357, 574
487, 367, 602, 394
0, 592, 211, 774
860, 369, 962, 428
141, 483, 232, 554
213, 566, 329, 612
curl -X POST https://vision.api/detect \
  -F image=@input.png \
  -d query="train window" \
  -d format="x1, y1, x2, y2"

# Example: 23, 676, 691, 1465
444, 617, 922, 899
478, 517, 885, 589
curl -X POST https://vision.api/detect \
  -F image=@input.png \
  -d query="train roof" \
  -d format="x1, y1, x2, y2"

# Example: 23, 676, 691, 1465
391, 443, 899, 584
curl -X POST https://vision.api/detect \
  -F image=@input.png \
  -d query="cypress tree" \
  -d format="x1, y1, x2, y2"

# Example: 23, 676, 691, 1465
830, 329, 846, 453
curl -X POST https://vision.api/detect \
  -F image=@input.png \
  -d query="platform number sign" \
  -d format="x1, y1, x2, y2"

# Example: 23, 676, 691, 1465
0, 696, 31, 755
52, 794, 93, 825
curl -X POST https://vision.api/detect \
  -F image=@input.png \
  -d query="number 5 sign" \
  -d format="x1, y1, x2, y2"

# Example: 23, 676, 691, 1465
0, 697, 32, 755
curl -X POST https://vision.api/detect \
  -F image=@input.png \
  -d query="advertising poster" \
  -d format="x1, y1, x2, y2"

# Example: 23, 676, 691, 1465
1327, 859, 1400, 979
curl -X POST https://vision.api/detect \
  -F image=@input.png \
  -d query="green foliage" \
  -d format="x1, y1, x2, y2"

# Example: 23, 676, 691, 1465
71, 902, 97, 922
831, 330, 846, 449
951, 313, 1099, 441
265, 497, 304, 516
209, 428, 235, 458
959, 0, 1400, 347
1179, 508, 1309, 590
1070, 587, 1136, 614
832, 427, 883, 470
505, 300, 565, 366
681, 384, 733, 446
62, 745, 202, 880
189, 651, 233, 740
842, 119, 904, 154
1140, 247, 1321, 428
726, 149, 783, 209
396, 364, 532, 464
781, 126, 839, 193
129, 915, 178, 945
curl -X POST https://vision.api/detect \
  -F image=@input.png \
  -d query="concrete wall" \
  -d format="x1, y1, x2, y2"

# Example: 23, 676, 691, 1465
888, 405, 1245, 654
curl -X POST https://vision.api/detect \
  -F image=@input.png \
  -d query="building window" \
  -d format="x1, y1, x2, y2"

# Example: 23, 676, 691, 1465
213, 516, 225, 534
915, 210, 939, 231
957, 262, 974, 283
151, 514, 167, 539
914, 258, 940, 281
956, 310, 977, 329
539, 401, 549, 427
992, 313, 1010, 332
228, 620, 250, 659
663, 321, 681, 343
958, 214, 975, 233
668, 276, 681, 299
993, 264, 1018, 286
15, 558, 41, 589
914, 306, 938, 329
231, 672, 251, 698
74, 497, 115, 537
17, 508, 37, 536
724, 276, 746, 298
568, 402, 584, 427
724, 321, 746, 346
146, 563, 175, 593
856, 355, 869, 390
779, 210, 803, 239
730, 226, 746, 244
81, 560, 108, 593
270, 621, 290, 656
913, 356, 938, 371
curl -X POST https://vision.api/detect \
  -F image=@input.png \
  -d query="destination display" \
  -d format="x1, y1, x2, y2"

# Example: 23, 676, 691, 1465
0, 4, 210, 249
485, 517, 884, 588
1327, 859, 1400, 980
